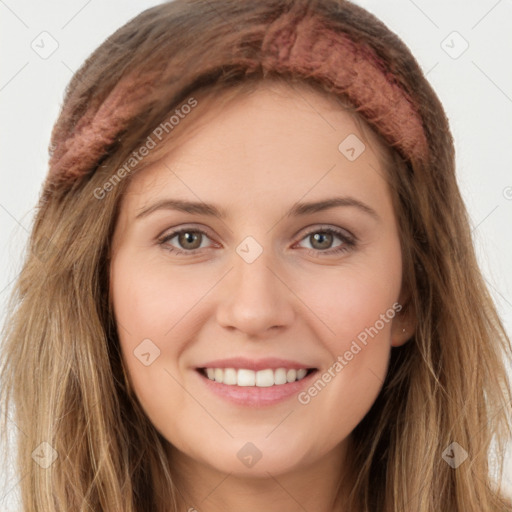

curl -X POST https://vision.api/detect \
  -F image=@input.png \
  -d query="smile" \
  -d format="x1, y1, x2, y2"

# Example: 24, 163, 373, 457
200, 367, 314, 387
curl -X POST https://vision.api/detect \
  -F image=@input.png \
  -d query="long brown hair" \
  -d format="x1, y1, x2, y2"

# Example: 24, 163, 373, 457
1, 1, 511, 510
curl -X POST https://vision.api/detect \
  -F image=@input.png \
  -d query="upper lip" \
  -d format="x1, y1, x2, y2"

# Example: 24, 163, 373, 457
197, 357, 317, 371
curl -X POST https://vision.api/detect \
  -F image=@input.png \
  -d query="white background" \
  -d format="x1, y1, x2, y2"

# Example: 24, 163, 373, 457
1, 0, 511, 509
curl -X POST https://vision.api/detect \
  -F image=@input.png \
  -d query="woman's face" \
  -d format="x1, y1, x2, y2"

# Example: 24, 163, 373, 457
110, 82, 412, 478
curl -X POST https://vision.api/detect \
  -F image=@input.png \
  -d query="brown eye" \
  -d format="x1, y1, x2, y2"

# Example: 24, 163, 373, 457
177, 231, 203, 250
309, 232, 334, 250
296, 226, 356, 257
159, 228, 212, 254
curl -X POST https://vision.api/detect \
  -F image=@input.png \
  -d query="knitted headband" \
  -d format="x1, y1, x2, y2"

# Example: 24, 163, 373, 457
46, 4, 429, 188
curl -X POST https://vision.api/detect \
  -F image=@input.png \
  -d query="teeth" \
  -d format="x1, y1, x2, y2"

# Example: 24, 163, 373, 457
286, 369, 297, 382
296, 369, 307, 380
223, 368, 237, 385
275, 368, 287, 385
237, 369, 255, 387
255, 369, 274, 387
202, 367, 311, 386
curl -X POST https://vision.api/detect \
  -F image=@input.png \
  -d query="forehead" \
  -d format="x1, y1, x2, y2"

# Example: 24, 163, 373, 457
119, 80, 393, 220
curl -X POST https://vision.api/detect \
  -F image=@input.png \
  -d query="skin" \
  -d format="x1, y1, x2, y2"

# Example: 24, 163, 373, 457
109, 81, 415, 512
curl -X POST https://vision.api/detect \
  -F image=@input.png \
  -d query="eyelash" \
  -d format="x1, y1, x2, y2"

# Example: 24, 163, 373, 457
157, 225, 356, 257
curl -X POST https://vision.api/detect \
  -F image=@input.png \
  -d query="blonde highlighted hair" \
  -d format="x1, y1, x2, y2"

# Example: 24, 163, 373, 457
1, 0, 511, 510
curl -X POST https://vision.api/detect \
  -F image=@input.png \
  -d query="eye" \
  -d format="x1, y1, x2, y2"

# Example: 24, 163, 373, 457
295, 226, 356, 256
158, 225, 356, 257
158, 227, 215, 255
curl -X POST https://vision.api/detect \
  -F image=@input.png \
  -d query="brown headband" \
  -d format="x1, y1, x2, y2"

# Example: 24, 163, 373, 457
259, 13, 428, 161
47, 7, 428, 187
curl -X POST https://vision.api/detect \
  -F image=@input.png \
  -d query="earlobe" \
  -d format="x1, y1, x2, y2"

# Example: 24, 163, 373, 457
390, 281, 417, 346
390, 301, 417, 347
392, 326, 412, 347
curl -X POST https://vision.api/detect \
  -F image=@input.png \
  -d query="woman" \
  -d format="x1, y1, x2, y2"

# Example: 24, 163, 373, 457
1, 0, 511, 510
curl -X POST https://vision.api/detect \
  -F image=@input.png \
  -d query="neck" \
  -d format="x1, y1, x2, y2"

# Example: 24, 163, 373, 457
167, 438, 354, 512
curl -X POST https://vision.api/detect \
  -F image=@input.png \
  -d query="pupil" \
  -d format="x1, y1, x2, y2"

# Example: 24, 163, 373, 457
179, 231, 201, 249
312, 232, 332, 250
176, 232, 334, 251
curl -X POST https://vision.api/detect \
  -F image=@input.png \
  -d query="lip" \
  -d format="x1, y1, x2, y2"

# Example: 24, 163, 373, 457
194, 364, 319, 407
196, 357, 316, 372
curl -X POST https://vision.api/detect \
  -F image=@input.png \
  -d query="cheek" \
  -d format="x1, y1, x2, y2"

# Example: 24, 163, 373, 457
303, 271, 397, 340
111, 252, 217, 339
292, 246, 402, 435
110, 254, 219, 417
299, 250, 402, 353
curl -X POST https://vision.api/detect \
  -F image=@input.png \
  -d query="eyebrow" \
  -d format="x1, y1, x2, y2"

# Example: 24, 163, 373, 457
135, 196, 380, 221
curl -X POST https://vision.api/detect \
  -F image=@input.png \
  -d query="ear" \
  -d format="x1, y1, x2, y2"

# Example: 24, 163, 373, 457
390, 287, 417, 347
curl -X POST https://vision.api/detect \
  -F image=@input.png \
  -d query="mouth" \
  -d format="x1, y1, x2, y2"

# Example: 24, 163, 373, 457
197, 367, 317, 387
195, 365, 319, 407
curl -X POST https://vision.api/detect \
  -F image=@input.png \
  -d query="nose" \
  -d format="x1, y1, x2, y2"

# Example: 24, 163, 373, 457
216, 249, 296, 338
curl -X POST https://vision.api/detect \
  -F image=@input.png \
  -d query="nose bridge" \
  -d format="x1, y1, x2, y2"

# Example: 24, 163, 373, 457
215, 239, 295, 335
232, 241, 281, 308
232, 233, 276, 289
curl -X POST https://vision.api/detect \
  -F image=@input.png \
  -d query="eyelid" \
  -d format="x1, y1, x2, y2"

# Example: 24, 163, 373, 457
293, 223, 356, 243
291, 225, 357, 257
158, 223, 357, 255
157, 222, 216, 240
158, 223, 356, 242
157, 224, 218, 251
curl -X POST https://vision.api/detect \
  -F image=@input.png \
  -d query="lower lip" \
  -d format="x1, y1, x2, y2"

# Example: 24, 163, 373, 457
196, 369, 318, 407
